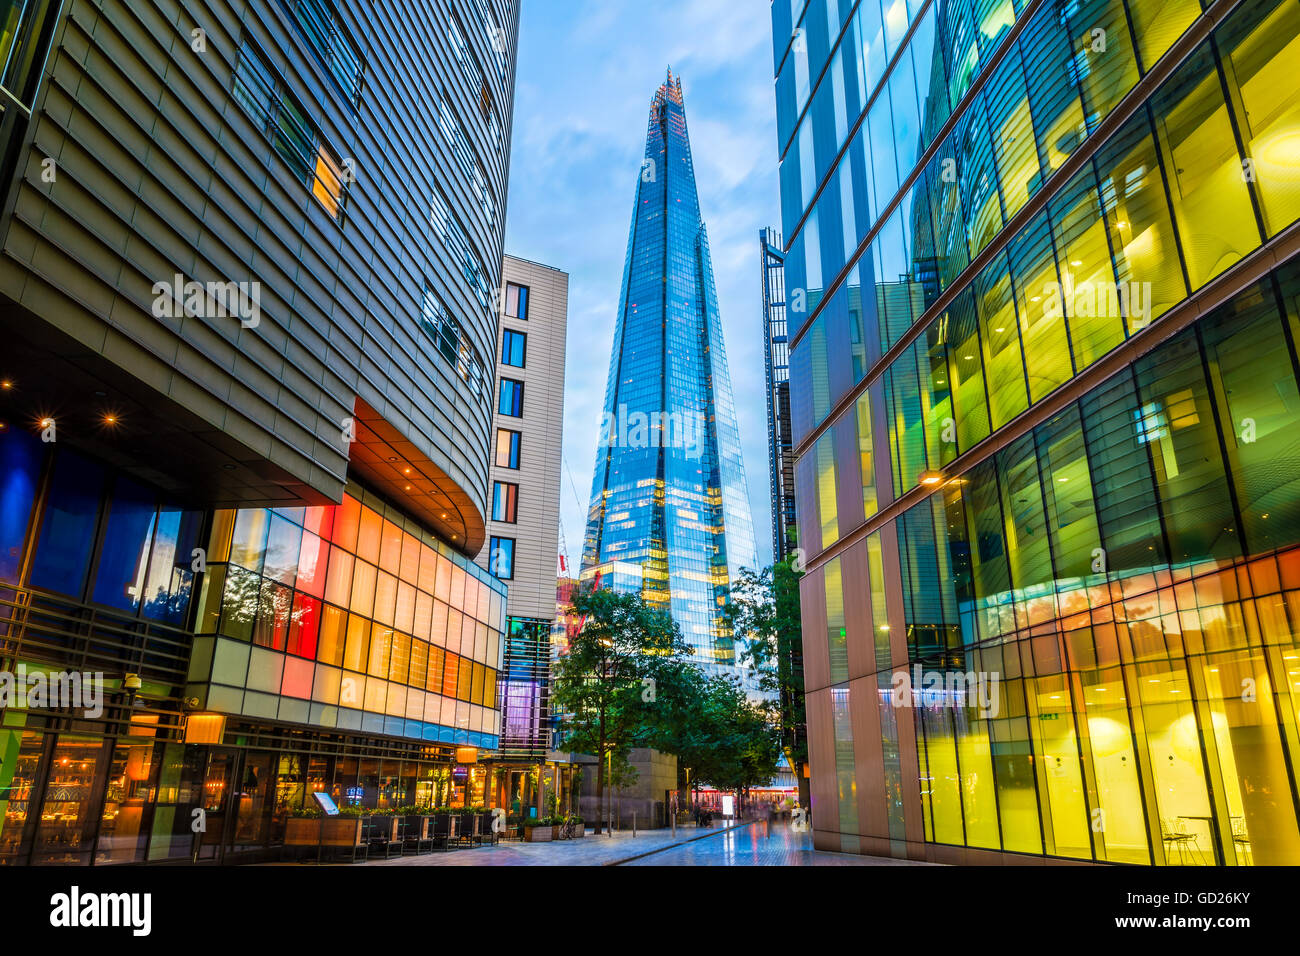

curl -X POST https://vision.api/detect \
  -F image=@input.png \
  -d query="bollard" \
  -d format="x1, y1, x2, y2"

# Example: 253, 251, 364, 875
632, 811, 637, 838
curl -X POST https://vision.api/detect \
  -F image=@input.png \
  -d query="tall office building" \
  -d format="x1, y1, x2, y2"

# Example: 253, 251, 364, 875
476, 254, 568, 767
582, 70, 757, 670
774, 0, 1300, 864
0, 0, 518, 864
762, 227, 799, 564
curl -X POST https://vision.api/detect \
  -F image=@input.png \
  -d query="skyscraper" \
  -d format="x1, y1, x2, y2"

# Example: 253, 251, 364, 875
775, 0, 1300, 865
582, 70, 757, 672
760, 227, 797, 563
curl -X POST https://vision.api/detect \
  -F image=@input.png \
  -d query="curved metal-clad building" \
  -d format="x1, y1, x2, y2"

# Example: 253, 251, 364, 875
0, 0, 517, 553
0, 0, 522, 864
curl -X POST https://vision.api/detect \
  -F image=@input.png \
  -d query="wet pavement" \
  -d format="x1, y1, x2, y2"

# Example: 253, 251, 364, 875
621, 821, 928, 866
352, 821, 930, 866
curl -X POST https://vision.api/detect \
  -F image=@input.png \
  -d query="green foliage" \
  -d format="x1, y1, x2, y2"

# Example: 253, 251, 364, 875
639, 668, 780, 794
723, 559, 807, 770
290, 805, 322, 819
550, 584, 691, 830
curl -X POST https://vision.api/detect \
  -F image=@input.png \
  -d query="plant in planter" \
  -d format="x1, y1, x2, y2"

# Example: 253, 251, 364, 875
285, 806, 323, 845
523, 816, 553, 842
368, 807, 399, 844
568, 814, 585, 838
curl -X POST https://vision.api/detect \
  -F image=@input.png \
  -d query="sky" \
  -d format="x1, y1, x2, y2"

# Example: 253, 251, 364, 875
503, 0, 780, 573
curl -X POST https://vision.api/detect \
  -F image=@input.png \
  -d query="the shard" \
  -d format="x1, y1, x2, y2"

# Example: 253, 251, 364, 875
581, 69, 757, 673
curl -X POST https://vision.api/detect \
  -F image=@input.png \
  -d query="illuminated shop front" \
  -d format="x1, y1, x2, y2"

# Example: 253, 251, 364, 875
0, 431, 506, 864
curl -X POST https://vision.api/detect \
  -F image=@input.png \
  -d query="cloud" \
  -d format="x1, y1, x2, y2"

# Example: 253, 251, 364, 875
505, 0, 780, 570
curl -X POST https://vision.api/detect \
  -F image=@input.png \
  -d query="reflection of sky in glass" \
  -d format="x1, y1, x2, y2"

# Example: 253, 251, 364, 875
582, 73, 756, 670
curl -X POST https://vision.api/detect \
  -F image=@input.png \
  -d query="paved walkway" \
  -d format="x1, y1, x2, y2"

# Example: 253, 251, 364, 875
623, 821, 929, 866
353, 821, 929, 866
361, 823, 739, 866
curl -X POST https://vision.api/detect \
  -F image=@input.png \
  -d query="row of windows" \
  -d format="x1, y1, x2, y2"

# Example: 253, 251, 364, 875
283, 0, 364, 107
431, 188, 494, 312
449, 11, 504, 154
210, 498, 504, 636
0, 436, 202, 626
419, 285, 488, 403
793, 0, 1300, 485
232, 41, 348, 221
813, 257, 1300, 864
437, 87, 496, 227
487, 277, 530, 581
784, 0, 1217, 347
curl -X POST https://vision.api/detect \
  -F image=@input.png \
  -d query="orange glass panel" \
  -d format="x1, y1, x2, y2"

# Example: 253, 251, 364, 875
317, 604, 345, 666
333, 495, 362, 551
357, 507, 382, 564
380, 519, 403, 574
350, 560, 377, 617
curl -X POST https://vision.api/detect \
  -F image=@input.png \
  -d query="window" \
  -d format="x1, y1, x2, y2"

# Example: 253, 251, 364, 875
284, 0, 365, 106
498, 378, 524, 417
419, 285, 487, 401
492, 482, 518, 523
501, 329, 526, 367
488, 536, 515, 579
495, 429, 521, 468
232, 42, 347, 220
505, 282, 529, 319
437, 90, 495, 225
431, 189, 493, 309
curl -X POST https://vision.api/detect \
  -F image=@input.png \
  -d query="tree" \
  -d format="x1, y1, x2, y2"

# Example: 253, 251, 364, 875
550, 584, 689, 833
723, 558, 809, 806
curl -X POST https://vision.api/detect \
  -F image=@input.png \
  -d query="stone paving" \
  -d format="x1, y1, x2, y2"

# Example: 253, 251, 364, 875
350, 821, 931, 866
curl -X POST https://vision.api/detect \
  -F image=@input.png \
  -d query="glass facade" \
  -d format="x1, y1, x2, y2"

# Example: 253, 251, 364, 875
582, 70, 758, 670
777, 0, 1300, 863
190, 490, 505, 748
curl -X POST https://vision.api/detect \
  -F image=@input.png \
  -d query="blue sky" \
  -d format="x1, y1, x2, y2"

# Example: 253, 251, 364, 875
503, 0, 780, 571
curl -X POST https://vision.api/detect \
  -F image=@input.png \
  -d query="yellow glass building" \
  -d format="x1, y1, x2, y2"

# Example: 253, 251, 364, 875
774, 0, 1300, 863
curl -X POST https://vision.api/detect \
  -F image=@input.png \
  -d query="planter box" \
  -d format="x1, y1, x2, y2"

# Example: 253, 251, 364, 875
368, 817, 400, 843
285, 818, 322, 845
524, 825, 552, 842
571, 826, 585, 838
321, 818, 364, 847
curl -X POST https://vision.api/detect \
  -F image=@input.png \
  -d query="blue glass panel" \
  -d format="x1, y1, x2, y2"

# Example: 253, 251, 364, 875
142, 506, 203, 624
0, 430, 42, 584
92, 477, 156, 611
30, 451, 105, 598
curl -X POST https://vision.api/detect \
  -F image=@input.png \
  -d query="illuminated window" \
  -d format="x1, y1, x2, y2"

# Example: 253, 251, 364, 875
491, 481, 518, 523
495, 429, 521, 468
232, 41, 348, 221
